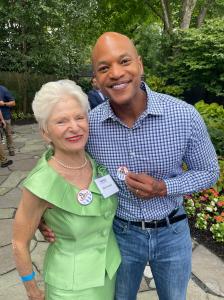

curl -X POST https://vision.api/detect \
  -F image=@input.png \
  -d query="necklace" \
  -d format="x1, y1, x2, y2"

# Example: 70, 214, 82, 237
51, 156, 88, 170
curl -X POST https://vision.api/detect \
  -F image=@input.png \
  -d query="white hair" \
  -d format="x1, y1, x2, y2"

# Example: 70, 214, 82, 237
32, 79, 90, 130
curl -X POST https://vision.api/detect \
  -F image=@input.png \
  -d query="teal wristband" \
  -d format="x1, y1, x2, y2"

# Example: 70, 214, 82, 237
20, 271, 35, 282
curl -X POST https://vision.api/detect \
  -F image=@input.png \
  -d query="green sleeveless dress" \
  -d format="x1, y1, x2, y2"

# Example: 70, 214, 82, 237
23, 150, 121, 300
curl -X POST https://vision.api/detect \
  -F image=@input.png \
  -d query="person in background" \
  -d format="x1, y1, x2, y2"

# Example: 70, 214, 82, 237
12, 80, 120, 300
0, 84, 16, 156
40, 32, 220, 300
88, 76, 106, 109
0, 110, 13, 168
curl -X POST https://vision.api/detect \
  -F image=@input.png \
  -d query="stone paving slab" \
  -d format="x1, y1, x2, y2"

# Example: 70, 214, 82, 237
8, 153, 35, 161
139, 277, 149, 292
34, 230, 46, 242
192, 245, 224, 297
188, 280, 209, 300
13, 124, 37, 134
0, 269, 20, 289
137, 290, 158, 300
149, 279, 156, 289
13, 134, 27, 144
0, 170, 28, 189
0, 269, 27, 300
144, 265, 153, 278
0, 208, 15, 219
13, 141, 26, 150
0, 285, 27, 300
31, 242, 48, 273
138, 279, 224, 300
0, 176, 7, 185
0, 245, 15, 275
0, 187, 11, 195
23, 139, 44, 146
0, 188, 21, 208
11, 152, 41, 160
0, 167, 11, 176
0, 219, 13, 247
19, 143, 45, 153
208, 295, 224, 300
10, 157, 39, 171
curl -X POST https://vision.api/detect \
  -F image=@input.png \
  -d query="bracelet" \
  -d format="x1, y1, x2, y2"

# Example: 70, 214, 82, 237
20, 271, 35, 282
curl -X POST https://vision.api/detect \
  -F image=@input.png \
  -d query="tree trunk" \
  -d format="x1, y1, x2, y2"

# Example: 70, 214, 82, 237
196, 0, 213, 28
160, 0, 173, 33
180, 0, 197, 29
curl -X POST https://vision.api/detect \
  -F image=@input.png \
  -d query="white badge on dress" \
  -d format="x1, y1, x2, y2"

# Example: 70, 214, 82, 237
95, 175, 119, 198
77, 189, 93, 205
117, 166, 129, 181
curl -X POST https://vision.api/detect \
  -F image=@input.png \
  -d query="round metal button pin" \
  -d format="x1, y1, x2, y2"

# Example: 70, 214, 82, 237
77, 189, 93, 206
117, 166, 129, 181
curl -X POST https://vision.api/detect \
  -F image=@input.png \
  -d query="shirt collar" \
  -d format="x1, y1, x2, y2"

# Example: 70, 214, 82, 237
143, 82, 164, 116
100, 81, 164, 122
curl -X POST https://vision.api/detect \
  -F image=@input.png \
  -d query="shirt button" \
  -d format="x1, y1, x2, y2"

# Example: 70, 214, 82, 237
101, 229, 108, 237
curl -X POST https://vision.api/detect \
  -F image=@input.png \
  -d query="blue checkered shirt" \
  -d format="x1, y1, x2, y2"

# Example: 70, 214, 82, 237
87, 82, 219, 221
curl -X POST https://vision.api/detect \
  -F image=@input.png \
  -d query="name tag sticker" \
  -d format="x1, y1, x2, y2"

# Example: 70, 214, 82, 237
95, 175, 119, 198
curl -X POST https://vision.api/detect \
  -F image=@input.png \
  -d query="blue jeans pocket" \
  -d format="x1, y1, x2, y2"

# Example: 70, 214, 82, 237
170, 217, 189, 234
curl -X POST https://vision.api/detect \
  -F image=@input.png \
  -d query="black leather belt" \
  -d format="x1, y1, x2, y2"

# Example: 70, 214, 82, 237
115, 209, 187, 229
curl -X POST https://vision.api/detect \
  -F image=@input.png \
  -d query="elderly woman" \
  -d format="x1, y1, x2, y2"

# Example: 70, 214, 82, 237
12, 80, 121, 300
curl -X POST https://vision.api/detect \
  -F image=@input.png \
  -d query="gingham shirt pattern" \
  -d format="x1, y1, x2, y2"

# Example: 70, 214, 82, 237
87, 83, 219, 221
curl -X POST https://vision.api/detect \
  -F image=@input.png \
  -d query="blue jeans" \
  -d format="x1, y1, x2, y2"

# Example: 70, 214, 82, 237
113, 207, 192, 300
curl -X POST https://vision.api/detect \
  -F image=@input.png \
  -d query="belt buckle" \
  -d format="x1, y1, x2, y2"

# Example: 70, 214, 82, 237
141, 221, 146, 230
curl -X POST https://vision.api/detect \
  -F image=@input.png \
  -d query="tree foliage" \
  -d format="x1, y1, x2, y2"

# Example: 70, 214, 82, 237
0, 0, 98, 76
0, 0, 101, 112
95, 0, 224, 35
159, 18, 224, 99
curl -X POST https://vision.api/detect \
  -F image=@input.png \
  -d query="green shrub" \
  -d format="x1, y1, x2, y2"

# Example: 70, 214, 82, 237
76, 77, 92, 93
210, 223, 224, 242
145, 74, 183, 97
214, 159, 224, 193
195, 100, 224, 156
12, 111, 34, 121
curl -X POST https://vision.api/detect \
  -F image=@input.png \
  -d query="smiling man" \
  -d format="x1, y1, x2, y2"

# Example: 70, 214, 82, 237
41, 32, 219, 300
87, 32, 219, 300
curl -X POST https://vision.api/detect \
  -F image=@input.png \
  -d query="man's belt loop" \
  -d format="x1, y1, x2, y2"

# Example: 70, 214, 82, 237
166, 215, 171, 227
